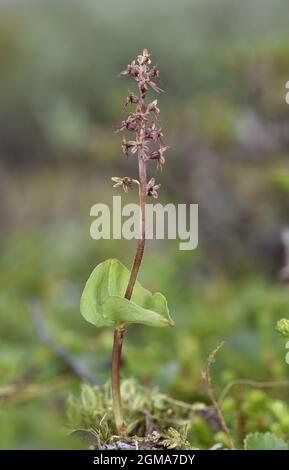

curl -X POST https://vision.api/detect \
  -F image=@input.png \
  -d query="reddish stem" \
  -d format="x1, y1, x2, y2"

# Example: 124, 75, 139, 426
111, 327, 126, 435
111, 144, 147, 436
124, 155, 147, 300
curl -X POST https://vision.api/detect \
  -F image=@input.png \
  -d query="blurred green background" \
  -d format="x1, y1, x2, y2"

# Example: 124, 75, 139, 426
1, 0, 289, 449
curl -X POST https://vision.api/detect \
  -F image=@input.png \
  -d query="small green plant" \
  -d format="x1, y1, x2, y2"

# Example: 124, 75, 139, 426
276, 319, 289, 337
80, 49, 173, 436
244, 432, 288, 450
162, 427, 193, 450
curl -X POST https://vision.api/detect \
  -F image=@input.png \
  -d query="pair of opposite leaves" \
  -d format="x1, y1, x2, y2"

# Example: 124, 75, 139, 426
80, 259, 174, 328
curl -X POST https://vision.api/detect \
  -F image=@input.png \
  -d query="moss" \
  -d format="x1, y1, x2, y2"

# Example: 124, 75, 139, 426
66, 379, 210, 448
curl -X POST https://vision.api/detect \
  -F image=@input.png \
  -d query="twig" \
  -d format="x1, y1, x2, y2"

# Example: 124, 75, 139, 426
162, 395, 199, 411
218, 379, 289, 406
203, 342, 235, 450
0, 375, 74, 405
28, 299, 98, 385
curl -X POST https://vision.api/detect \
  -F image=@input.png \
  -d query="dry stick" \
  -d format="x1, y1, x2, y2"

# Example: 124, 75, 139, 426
203, 342, 235, 450
0, 375, 74, 405
218, 379, 289, 406
111, 87, 148, 436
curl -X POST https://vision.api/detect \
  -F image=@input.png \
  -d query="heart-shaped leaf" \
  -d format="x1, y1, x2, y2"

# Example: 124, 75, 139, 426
80, 258, 174, 328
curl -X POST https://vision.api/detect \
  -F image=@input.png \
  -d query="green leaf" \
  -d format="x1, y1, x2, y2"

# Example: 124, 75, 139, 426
80, 258, 174, 328
244, 432, 288, 450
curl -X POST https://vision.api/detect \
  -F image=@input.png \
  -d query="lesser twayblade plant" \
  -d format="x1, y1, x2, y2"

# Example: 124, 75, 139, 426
80, 49, 173, 435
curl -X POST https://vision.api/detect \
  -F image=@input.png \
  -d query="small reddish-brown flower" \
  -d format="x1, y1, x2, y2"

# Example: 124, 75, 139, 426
130, 110, 148, 123
125, 93, 139, 106
146, 178, 161, 198
120, 60, 139, 78
148, 99, 160, 117
128, 140, 139, 155
121, 139, 135, 156
115, 115, 138, 133
126, 119, 138, 132
148, 145, 168, 170
145, 122, 163, 141
111, 177, 139, 193
149, 66, 159, 79
137, 48, 151, 65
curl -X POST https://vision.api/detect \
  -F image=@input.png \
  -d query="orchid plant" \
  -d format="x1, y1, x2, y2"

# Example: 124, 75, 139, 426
80, 49, 173, 435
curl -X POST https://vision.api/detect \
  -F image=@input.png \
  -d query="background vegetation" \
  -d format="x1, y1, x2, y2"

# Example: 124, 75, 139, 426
1, 0, 289, 449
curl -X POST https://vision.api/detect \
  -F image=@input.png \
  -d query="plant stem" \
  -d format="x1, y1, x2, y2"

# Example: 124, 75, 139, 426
111, 326, 126, 435
111, 152, 147, 436
125, 155, 147, 300
204, 343, 235, 450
